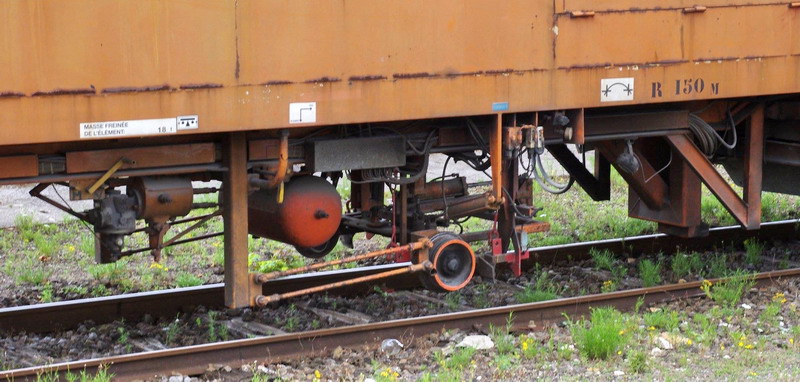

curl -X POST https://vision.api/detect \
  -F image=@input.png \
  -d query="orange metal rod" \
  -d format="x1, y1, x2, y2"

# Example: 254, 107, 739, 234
490, 114, 505, 207
256, 239, 431, 283
264, 130, 289, 189
255, 261, 433, 306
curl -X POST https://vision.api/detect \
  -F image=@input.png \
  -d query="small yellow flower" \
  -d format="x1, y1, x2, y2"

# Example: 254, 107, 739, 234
67, 245, 76, 252
687, 339, 693, 346
790, 338, 795, 345
738, 342, 744, 347
380, 371, 388, 377
720, 345, 725, 350
617, 350, 622, 355
745, 344, 754, 349
522, 342, 529, 351
648, 326, 656, 331
618, 330, 625, 335
314, 370, 322, 379
750, 372, 758, 376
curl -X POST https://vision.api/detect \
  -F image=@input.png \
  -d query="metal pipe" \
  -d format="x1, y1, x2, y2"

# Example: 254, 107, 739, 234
255, 261, 432, 306
119, 232, 222, 257
255, 239, 431, 283
490, 115, 504, 207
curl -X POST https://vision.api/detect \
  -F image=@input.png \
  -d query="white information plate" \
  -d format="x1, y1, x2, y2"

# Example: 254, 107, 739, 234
79, 115, 198, 139
600, 78, 635, 102
289, 102, 317, 124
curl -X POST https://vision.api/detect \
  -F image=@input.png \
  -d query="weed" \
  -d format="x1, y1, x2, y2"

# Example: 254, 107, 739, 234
15, 215, 36, 242
255, 258, 289, 273
445, 292, 462, 311
600, 280, 617, 293
206, 311, 228, 342
33, 232, 57, 257
643, 310, 680, 331
175, 273, 203, 288
489, 324, 514, 354
628, 350, 648, 374
708, 254, 730, 278
40, 283, 54, 303
471, 283, 491, 309
519, 334, 540, 358
515, 268, 562, 303
87, 263, 124, 285
672, 251, 702, 279
700, 270, 756, 309
743, 239, 764, 266
62, 285, 88, 296
591, 248, 616, 271
557, 343, 574, 360
284, 316, 299, 331
760, 302, 781, 327
568, 307, 628, 360
90, 284, 109, 297
17, 263, 51, 285
165, 317, 181, 345
117, 326, 132, 352
492, 353, 515, 372
693, 313, 717, 344
639, 259, 662, 287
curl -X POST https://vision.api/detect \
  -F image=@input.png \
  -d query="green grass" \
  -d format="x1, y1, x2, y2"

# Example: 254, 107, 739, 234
639, 259, 662, 287
701, 270, 756, 309
515, 267, 562, 303
175, 273, 203, 288
671, 251, 702, 279
591, 248, 617, 271
708, 253, 730, 278
743, 238, 764, 266
569, 307, 628, 360
643, 310, 680, 331
628, 350, 648, 374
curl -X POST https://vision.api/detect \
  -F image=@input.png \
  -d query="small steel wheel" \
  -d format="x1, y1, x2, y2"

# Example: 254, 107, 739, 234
419, 232, 476, 292
295, 233, 340, 259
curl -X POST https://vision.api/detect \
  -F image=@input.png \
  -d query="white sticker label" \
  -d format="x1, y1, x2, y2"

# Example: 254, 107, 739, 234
289, 102, 317, 124
600, 78, 635, 102
177, 115, 199, 130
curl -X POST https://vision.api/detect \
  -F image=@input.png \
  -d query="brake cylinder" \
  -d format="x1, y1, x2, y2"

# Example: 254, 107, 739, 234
248, 176, 342, 248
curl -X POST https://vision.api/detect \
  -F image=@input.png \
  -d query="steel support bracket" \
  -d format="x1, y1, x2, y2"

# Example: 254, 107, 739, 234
665, 105, 763, 230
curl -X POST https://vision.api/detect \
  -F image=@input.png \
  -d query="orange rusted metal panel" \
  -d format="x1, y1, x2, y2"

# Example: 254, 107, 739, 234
0, 155, 38, 179
65, 143, 216, 173
0, 1, 799, 147
557, 0, 787, 13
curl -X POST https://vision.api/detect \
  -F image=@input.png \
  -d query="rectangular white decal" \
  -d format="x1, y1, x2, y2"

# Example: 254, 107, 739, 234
289, 102, 317, 124
80, 118, 178, 139
600, 78, 635, 102
177, 115, 199, 130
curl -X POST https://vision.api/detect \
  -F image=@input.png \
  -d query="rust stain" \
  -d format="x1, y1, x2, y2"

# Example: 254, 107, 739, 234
262, 81, 294, 86
31, 88, 96, 97
393, 72, 438, 79
179, 83, 223, 90
445, 71, 485, 78
484, 69, 515, 75
101, 84, 171, 94
0, 92, 25, 98
348, 75, 387, 82
304, 77, 341, 84
558, 59, 689, 70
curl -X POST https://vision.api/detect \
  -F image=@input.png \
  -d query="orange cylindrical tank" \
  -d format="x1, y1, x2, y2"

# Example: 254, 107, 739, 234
248, 176, 342, 248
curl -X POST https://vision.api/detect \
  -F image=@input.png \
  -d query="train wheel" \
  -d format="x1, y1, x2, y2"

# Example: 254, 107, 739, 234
295, 233, 340, 259
419, 232, 476, 292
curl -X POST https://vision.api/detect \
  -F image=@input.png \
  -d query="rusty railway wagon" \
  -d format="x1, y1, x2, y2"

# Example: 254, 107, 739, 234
1, 0, 799, 308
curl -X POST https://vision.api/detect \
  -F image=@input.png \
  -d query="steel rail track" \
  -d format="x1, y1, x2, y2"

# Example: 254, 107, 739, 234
3, 267, 799, 381
0, 219, 797, 334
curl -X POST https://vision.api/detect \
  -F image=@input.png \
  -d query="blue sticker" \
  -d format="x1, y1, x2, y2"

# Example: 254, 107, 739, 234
492, 102, 509, 112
